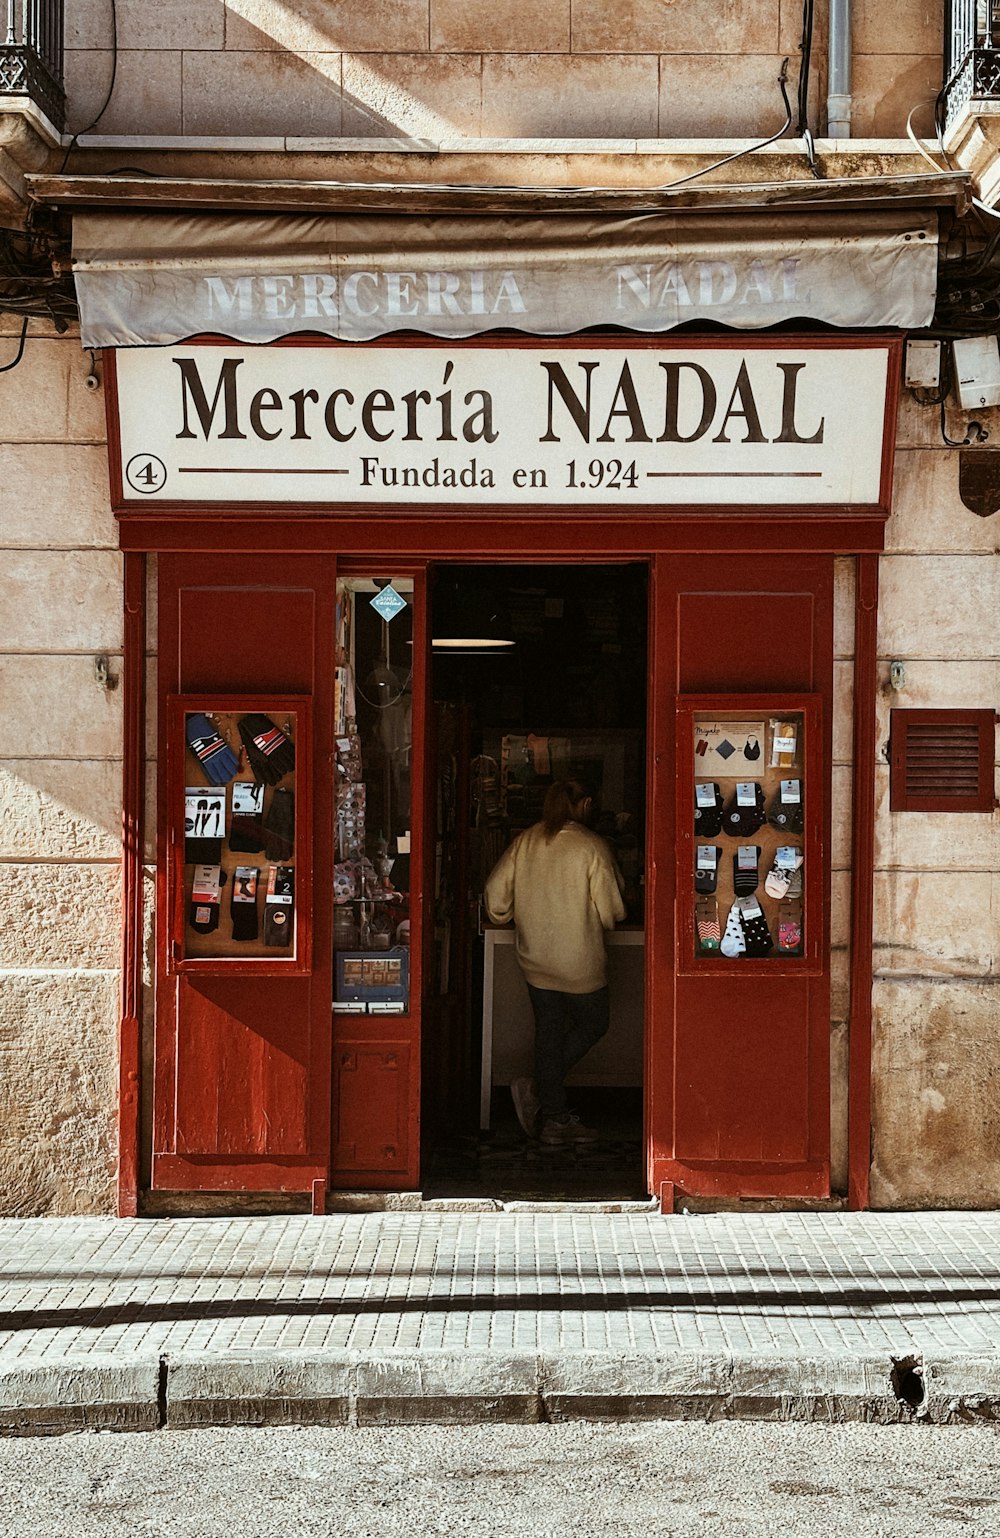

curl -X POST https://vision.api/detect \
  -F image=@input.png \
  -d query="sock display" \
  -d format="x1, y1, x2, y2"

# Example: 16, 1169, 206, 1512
739, 897, 773, 957
264, 864, 295, 947
766, 780, 804, 835
229, 781, 265, 853
696, 899, 721, 951
694, 782, 724, 837
723, 782, 766, 836
230, 866, 259, 942
694, 844, 720, 894
189, 865, 224, 934
720, 902, 746, 957
764, 848, 804, 899
733, 845, 760, 896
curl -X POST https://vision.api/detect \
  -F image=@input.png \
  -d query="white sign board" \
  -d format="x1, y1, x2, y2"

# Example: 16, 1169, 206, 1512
113, 343, 892, 508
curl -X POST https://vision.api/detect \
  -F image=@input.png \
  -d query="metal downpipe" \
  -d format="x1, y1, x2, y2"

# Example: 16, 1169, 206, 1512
827, 0, 852, 138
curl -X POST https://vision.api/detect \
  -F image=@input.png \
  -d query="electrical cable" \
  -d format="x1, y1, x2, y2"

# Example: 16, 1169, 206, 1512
59, 0, 118, 175
796, 0, 819, 175
0, 316, 28, 372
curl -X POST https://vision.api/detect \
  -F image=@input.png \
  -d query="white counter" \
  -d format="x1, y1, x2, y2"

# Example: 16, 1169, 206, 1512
480, 927, 644, 1129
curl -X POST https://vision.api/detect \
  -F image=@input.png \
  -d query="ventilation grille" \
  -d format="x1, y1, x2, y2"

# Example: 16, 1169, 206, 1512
890, 709, 997, 813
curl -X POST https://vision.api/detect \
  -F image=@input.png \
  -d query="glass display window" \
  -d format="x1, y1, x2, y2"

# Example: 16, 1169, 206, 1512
333, 577, 415, 1014
678, 695, 822, 974
167, 695, 311, 973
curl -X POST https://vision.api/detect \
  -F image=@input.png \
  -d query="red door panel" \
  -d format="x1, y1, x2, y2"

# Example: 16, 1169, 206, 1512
332, 1037, 414, 1175
648, 554, 834, 1204
153, 554, 335, 1196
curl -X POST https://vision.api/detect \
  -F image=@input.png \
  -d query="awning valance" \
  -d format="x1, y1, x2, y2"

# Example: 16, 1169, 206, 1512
72, 208, 939, 347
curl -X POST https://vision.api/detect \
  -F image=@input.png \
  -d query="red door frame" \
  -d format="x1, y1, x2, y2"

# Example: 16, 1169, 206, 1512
110, 333, 898, 1214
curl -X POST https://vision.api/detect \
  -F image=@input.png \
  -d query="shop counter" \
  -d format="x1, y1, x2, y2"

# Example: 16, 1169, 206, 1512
480, 925, 644, 1129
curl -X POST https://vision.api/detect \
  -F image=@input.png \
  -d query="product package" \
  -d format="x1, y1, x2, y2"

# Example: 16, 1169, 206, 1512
694, 781, 724, 837
185, 787, 227, 864
190, 864, 224, 934
229, 780, 265, 853
264, 864, 295, 947
230, 865, 260, 942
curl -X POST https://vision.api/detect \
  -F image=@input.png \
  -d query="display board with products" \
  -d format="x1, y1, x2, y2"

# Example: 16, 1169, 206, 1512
677, 697, 822, 973
333, 578, 414, 1013
168, 697, 311, 971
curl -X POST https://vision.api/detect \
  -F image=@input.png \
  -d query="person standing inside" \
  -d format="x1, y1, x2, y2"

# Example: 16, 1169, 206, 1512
483, 779, 626, 1144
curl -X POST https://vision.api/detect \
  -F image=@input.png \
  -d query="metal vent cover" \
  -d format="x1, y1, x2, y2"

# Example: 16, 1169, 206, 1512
889, 708, 997, 813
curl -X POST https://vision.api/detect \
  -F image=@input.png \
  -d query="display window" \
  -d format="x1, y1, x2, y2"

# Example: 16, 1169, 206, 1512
333, 577, 414, 1014
677, 695, 823, 974
167, 695, 311, 972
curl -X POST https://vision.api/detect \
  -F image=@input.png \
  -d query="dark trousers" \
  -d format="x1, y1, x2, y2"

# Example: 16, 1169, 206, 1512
525, 983, 610, 1121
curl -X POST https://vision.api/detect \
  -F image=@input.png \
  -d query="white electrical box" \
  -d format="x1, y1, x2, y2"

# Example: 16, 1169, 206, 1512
904, 339, 941, 389
952, 336, 1000, 408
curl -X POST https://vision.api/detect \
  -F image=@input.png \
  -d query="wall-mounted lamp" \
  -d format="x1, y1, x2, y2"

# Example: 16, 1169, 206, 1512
889, 661, 906, 691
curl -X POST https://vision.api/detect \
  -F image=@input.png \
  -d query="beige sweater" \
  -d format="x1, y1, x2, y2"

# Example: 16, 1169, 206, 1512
483, 820, 626, 993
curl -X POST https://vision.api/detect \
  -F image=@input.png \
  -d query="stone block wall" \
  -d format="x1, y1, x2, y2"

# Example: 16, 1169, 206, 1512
870, 393, 1000, 1208
60, 0, 942, 141
0, 315, 119, 1214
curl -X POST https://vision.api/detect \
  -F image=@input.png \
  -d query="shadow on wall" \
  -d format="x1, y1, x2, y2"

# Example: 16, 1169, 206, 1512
53, 0, 950, 142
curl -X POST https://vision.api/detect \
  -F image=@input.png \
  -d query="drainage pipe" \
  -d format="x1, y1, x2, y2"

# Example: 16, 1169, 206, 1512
827, 0, 852, 138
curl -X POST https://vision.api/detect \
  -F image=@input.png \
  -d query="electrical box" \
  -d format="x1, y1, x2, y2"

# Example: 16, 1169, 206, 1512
952, 336, 1000, 409
904, 339, 941, 390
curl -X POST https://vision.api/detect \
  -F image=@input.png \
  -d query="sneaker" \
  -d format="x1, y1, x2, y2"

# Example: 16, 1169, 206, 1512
510, 1076, 540, 1138
539, 1114, 600, 1146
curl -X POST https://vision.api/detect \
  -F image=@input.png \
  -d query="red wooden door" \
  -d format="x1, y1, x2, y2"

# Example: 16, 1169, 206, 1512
646, 553, 834, 1206
153, 554, 335, 1196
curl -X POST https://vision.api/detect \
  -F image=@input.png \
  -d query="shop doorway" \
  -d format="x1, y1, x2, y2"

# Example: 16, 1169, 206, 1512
421, 562, 649, 1201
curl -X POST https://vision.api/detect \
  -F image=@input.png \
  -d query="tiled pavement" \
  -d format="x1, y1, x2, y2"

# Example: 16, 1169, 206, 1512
2, 1209, 999, 1360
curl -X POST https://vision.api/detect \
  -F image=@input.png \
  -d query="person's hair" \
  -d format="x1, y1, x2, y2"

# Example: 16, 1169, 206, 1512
541, 779, 591, 841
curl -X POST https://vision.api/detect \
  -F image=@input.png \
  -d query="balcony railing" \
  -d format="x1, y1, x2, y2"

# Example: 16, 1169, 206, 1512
0, 0, 64, 130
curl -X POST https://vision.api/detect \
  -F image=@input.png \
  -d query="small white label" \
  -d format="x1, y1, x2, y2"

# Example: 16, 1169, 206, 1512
737, 845, 758, 870
774, 732, 797, 754
696, 845, 717, 871
191, 864, 221, 902
736, 782, 756, 806
232, 782, 264, 815
695, 783, 717, 808
776, 846, 798, 870
265, 892, 293, 906
739, 896, 763, 920
781, 779, 801, 803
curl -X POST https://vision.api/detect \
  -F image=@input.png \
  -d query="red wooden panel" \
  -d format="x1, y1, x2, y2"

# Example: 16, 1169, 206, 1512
677, 592, 816, 693
174, 978, 311, 1156
333, 1038, 413, 1174
177, 588, 315, 694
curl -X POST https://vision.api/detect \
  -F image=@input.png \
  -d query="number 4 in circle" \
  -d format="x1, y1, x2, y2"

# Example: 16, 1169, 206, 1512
125, 454, 167, 495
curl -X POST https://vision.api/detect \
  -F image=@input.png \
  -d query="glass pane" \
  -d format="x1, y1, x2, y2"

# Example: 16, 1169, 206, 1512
333, 579, 414, 1012
692, 711, 805, 961
183, 707, 298, 959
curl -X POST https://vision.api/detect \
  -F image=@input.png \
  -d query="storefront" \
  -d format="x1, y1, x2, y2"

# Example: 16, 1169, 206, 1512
72, 198, 941, 1214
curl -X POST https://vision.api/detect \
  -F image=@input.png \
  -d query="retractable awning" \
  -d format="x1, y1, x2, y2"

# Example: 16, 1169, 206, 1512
70, 205, 941, 347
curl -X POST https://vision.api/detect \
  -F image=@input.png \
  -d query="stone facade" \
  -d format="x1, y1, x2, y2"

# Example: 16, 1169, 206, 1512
0, 1, 998, 1215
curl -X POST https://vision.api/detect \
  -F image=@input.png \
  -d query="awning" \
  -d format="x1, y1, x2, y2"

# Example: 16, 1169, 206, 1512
71, 207, 940, 347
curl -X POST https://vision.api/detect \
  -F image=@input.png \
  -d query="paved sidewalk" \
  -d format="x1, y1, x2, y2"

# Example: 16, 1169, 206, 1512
2, 1210, 1000, 1432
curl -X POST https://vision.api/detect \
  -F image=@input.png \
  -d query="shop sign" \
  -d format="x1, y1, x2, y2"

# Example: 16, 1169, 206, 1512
113, 342, 892, 508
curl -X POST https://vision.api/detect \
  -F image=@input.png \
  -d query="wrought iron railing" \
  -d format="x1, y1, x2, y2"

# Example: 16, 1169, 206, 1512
0, 0, 65, 130
945, 0, 1000, 130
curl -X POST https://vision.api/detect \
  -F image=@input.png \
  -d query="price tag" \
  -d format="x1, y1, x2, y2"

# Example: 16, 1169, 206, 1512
232, 866, 258, 902
774, 731, 797, 755
776, 845, 798, 870
737, 845, 758, 870
696, 845, 717, 871
781, 779, 801, 803
739, 896, 763, 920
736, 782, 756, 806
695, 783, 717, 808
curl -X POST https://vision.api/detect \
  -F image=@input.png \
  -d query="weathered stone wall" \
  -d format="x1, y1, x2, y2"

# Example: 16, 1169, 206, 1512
61, 0, 941, 140
870, 393, 1000, 1208
0, 315, 119, 1214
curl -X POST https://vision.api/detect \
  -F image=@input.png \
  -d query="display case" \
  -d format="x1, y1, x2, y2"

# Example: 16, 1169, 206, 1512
166, 695, 311, 973
675, 694, 823, 974
332, 577, 414, 1014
